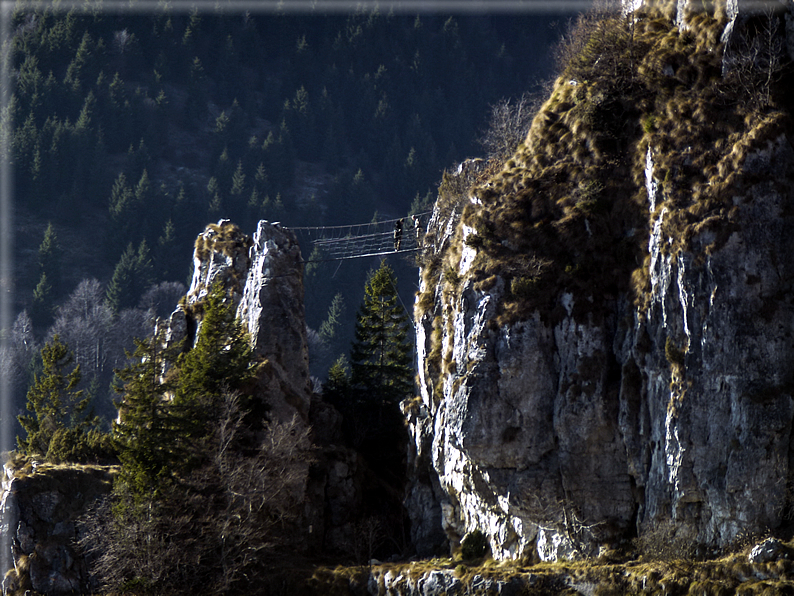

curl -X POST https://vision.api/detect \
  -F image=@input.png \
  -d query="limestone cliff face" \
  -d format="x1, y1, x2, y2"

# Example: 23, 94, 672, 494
238, 220, 312, 419
629, 135, 794, 547
408, 200, 637, 560
407, 2, 794, 561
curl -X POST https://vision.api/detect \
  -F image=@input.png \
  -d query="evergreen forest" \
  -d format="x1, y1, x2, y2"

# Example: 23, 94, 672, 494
1, 2, 566, 434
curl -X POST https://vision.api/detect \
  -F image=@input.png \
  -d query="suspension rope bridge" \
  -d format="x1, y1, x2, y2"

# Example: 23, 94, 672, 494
289, 211, 432, 262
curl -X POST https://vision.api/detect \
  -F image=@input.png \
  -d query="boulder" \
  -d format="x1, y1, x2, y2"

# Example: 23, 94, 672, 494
748, 538, 790, 564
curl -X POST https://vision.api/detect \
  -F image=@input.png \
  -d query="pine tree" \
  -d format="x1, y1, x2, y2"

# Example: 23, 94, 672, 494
30, 271, 54, 329
254, 162, 268, 190
156, 219, 179, 281
350, 261, 413, 405
319, 292, 346, 345
207, 175, 223, 215
108, 173, 133, 220
106, 244, 136, 312
37, 222, 61, 290
107, 172, 135, 249
106, 240, 154, 312
17, 335, 93, 458
135, 239, 154, 288
173, 282, 253, 435
134, 169, 152, 210
30, 223, 61, 328
329, 262, 413, 479
230, 159, 246, 196
113, 333, 184, 496
114, 282, 253, 496
323, 355, 352, 408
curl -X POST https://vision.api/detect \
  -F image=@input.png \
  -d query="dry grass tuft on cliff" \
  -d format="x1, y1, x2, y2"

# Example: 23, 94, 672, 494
414, 159, 504, 398
193, 219, 252, 262
4, 451, 118, 486
419, 2, 794, 327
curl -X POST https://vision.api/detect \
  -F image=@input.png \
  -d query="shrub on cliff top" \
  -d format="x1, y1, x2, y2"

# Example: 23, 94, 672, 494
17, 335, 109, 463
46, 427, 116, 464
460, 529, 490, 560
193, 220, 252, 262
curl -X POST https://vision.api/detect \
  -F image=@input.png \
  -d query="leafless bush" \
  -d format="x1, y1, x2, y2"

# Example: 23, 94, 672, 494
79, 393, 314, 595
479, 92, 543, 161
552, 0, 622, 72
634, 520, 698, 561
722, 9, 786, 110
48, 279, 115, 379
553, 1, 634, 87
306, 324, 331, 374
47, 278, 153, 382
435, 158, 496, 223
0, 311, 37, 399
211, 397, 314, 591
553, 12, 602, 76
351, 516, 386, 564
139, 281, 187, 320
78, 495, 199, 595
520, 492, 606, 557
113, 29, 135, 55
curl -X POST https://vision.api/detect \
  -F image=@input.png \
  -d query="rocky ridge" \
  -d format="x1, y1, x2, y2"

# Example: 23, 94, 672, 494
167, 220, 379, 557
406, 0, 794, 562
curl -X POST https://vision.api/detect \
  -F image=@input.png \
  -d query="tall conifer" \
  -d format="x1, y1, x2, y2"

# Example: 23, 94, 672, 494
106, 240, 154, 312
113, 332, 183, 496
37, 223, 61, 289
350, 261, 413, 404
174, 282, 253, 431
17, 336, 92, 457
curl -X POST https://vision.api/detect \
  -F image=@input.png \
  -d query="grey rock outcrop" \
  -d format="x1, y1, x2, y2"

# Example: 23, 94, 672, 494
362, 567, 544, 596
406, 7, 794, 561
161, 220, 362, 549
1, 462, 114, 595
409, 200, 637, 559
628, 136, 794, 549
237, 220, 312, 419
188, 219, 252, 305
158, 219, 252, 352
158, 219, 311, 420
748, 537, 790, 563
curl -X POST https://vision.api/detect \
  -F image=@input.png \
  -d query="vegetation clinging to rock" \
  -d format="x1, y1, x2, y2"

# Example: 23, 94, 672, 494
422, 1, 794, 326
193, 220, 252, 263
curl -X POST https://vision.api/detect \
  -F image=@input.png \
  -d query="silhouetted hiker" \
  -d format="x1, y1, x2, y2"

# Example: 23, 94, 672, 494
394, 219, 403, 251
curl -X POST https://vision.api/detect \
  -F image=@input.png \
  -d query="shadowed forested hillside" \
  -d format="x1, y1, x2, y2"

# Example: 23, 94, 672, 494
2, 1, 568, 427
